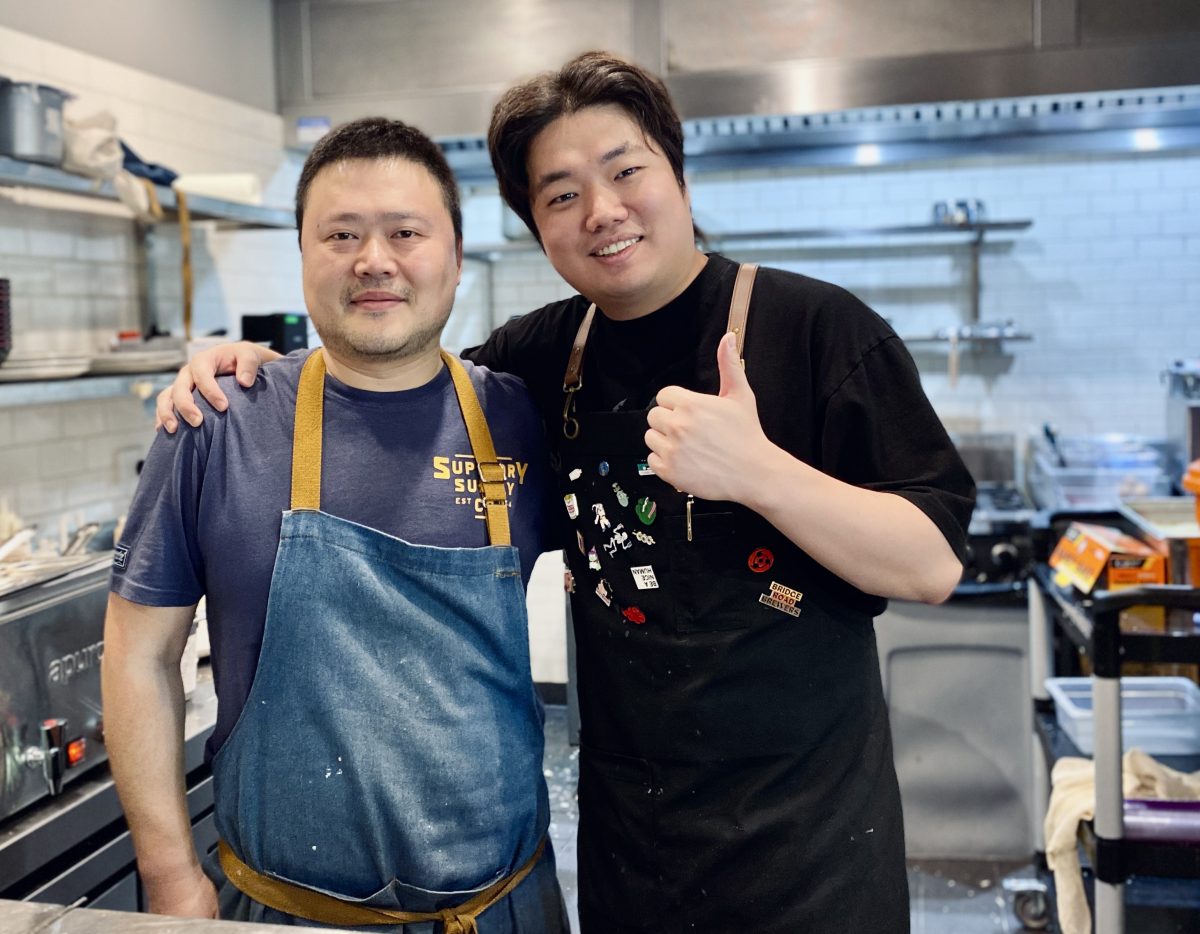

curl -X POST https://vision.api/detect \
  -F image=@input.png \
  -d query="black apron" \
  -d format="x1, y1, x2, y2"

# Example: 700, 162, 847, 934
558, 266, 910, 933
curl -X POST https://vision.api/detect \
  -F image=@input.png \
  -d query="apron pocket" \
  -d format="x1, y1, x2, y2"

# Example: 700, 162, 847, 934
666, 510, 753, 633
576, 746, 664, 923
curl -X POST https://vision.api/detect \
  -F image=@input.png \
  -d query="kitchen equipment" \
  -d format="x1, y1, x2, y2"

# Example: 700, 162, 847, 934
1165, 359, 1200, 482
241, 312, 308, 355
0, 555, 110, 825
0, 80, 71, 166
1045, 676, 1200, 756
1028, 432, 1171, 510
875, 438, 1037, 858
0, 277, 9, 365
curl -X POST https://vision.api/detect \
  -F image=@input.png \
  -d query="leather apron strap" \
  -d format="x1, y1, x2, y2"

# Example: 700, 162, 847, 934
291, 349, 510, 546
559, 263, 760, 436
218, 837, 546, 933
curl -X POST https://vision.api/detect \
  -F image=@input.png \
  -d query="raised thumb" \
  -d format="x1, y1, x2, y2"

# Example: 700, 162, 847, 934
717, 331, 750, 398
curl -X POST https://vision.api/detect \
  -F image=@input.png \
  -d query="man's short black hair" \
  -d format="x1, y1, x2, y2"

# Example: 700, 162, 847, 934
295, 117, 462, 246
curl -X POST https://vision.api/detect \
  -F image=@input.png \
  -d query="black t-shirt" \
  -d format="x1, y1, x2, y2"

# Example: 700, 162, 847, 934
463, 253, 975, 615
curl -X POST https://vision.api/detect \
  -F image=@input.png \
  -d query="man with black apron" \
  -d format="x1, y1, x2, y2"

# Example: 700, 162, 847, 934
155, 55, 975, 934
103, 119, 567, 932
468, 55, 974, 931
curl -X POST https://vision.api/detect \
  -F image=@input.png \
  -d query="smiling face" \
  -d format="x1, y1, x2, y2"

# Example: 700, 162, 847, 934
300, 157, 462, 385
527, 104, 706, 320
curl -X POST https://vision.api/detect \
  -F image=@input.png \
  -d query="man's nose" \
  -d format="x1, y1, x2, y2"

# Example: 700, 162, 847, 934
354, 235, 398, 278
585, 186, 628, 232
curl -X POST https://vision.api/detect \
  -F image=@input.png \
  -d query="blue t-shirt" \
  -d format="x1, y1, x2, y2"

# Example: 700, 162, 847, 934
111, 350, 553, 758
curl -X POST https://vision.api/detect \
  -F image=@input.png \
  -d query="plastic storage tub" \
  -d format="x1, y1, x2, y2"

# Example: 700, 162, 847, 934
1045, 676, 1200, 756
1029, 434, 1171, 510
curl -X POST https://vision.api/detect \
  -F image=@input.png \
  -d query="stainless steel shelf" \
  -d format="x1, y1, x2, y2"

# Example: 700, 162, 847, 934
0, 155, 293, 229
463, 220, 1031, 260
0, 373, 175, 408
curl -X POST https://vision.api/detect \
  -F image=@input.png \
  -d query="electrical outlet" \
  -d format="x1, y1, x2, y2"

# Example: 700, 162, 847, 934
115, 446, 145, 480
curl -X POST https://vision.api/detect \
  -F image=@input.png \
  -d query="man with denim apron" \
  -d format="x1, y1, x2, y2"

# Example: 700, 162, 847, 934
103, 118, 567, 933
155, 55, 975, 934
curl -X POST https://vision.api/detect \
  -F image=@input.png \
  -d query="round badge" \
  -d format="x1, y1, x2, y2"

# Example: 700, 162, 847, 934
598, 461, 610, 477
747, 547, 774, 573
623, 606, 647, 625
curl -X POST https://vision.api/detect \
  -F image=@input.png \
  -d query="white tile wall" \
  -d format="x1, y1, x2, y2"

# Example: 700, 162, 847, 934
467, 150, 1200, 447
3, 22, 1199, 681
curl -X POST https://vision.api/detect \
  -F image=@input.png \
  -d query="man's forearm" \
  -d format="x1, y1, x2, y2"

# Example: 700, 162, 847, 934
745, 446, 963, 604
101, 598, 200, 885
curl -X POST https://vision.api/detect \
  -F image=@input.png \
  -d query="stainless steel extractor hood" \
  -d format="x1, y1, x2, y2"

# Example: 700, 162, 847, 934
275, 0, 1200, 177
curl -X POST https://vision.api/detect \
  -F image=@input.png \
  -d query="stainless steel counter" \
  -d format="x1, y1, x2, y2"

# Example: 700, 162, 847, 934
0, 896, 331, 931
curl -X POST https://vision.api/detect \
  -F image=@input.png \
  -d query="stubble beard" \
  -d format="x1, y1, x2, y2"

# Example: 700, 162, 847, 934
321, 284, 451, 364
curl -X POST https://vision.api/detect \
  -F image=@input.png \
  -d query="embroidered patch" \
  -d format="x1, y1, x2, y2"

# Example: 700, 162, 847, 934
758, 581, 803, 617
631, 565, 659, 590
634, 497, 657, 526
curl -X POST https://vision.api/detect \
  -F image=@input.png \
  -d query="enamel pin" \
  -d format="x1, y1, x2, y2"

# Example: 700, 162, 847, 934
631, 565, 659, 590
758, 581, 803, 617
634, 496, 657, 526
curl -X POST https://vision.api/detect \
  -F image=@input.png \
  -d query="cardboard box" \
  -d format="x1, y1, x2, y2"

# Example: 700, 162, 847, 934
1049, 522, 1168, 594
1049, 522, 1169, 632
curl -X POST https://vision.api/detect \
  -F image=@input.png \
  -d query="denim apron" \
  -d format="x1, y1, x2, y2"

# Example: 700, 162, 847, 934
559, 266, 909, 933
207, 349, 563, 933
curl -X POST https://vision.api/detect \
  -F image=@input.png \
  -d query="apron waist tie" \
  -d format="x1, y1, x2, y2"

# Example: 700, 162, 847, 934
217, 836, 546, 933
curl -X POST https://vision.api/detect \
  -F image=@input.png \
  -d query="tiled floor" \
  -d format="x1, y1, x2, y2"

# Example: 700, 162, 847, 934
541, 705, 1045, 933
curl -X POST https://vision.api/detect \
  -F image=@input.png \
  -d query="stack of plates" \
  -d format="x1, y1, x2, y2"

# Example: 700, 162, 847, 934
88, 348, 186, 374
0, 353, 92, 381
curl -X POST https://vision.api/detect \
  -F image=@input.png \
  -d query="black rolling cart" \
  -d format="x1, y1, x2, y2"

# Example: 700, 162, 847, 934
1025, 557, 1200, 933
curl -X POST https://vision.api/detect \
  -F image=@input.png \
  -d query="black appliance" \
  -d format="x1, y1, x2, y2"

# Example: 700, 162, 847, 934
963, 482, 1037, 587
241, 312, 308, 355
0, 556, 110, 825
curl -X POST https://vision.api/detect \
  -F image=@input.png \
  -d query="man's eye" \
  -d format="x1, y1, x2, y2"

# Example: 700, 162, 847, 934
616, 167, 640, 180
329, 232, 355, 241
549, 192, 576, 206
393, 230, 416, 239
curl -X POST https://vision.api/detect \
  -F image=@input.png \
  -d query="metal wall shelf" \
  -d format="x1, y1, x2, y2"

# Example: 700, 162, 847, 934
0, 373, 174, 408
464, 220, 1033, 326
0, 155, 293, 229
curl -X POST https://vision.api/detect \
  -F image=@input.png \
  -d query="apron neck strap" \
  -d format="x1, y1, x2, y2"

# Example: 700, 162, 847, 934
290, 349, 511, 547
557, 262, 761, 435
727, 262, 758, 364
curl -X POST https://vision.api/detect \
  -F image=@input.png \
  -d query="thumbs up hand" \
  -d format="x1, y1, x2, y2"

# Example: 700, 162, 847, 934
645, 332, 776, 504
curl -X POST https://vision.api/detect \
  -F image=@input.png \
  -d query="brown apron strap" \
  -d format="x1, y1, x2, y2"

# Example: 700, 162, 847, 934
290, 349, 327, 511
562, 303, 597, 393
289, 349, 511, 547
559, 303, 596, 440
726, 262, 758, 363
440, 350, 511, 547
218, 836, 546, 933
